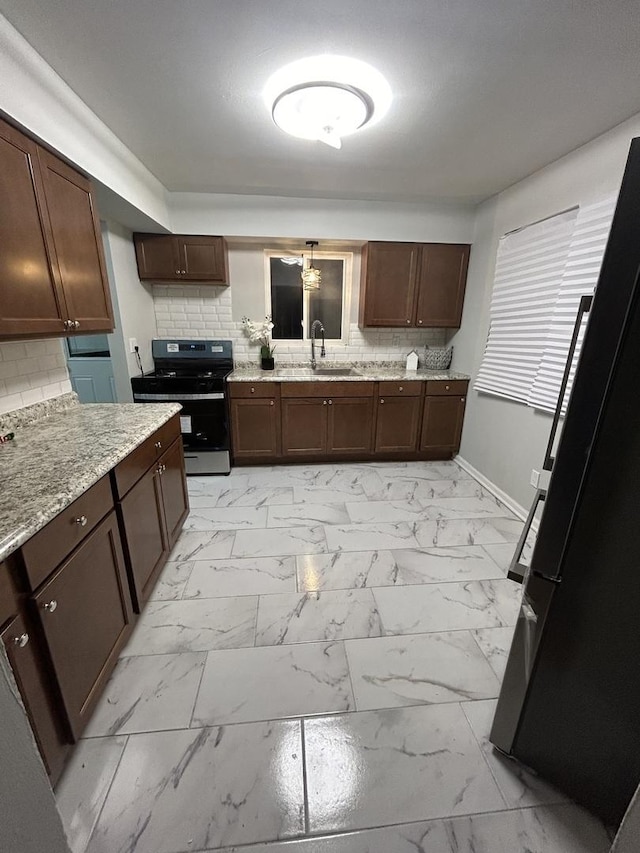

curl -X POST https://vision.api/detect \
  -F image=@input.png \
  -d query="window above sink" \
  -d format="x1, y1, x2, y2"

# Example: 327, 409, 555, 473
265, 250, 353, 344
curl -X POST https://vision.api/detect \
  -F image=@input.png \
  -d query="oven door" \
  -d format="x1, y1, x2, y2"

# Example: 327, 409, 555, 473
176, 397, 229, 453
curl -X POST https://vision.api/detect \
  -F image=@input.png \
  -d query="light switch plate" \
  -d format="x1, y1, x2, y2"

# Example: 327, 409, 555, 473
530, 468, 540, 488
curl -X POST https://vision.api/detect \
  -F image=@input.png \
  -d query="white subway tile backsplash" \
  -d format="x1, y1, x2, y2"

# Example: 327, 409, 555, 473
0, 339, 72, 416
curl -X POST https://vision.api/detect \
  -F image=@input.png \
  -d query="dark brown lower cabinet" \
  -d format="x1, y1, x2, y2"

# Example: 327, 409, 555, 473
119, 463, 168, 610
282, 398, 328, 456
1, 612, 69, 780
328, 397, 374, 454
32, 511, 133, 740
375, 395, 422, 453
118, 436, 189, 610
230, 398, 280, 459
420, 395, 466, 455
160, 437, 190, 548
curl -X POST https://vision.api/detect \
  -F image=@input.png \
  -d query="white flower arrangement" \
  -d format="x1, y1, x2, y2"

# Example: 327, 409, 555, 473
241, 315, 276, 357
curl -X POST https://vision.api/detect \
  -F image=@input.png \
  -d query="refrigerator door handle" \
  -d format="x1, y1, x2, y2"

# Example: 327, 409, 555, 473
543, 294, 594, 472
508, 488, 547, 584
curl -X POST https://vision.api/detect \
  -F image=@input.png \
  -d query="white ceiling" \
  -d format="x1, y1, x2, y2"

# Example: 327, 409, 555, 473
2, 0, 640, 204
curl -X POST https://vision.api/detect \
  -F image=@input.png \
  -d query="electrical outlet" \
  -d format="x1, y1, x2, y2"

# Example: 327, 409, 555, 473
530, 468, 540, 488
129, 338, 138, 354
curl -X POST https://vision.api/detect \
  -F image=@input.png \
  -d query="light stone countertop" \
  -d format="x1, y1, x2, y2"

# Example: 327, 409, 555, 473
0, 402, 181, 563
228, 364, 471, 383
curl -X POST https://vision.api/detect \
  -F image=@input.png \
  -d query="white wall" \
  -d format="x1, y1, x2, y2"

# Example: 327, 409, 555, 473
0, 339, 71, 416
453, 111, 640, 511
171, 193, 476, 242
102, 221, 156, 380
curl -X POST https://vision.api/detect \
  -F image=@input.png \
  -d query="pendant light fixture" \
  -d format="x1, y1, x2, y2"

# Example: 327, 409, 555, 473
302, 241, 321, 291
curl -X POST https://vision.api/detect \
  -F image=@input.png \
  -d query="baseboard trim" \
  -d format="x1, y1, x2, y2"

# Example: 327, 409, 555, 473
455, 454, 538, 530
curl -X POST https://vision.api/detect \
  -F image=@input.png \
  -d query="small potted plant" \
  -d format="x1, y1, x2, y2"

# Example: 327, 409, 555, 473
242, 315, 276, 370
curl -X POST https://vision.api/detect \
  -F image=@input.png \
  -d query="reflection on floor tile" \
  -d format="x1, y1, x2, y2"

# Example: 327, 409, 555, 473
256, 590, 382, 646
183, 556, 297, 598
210, 819, 454, 852
123, 598, 258, 655
233, 525, 327, 558
84, 652, 206, 737
305, 704, 506, 833
192, 642, 353, 726
346, 631, 501, 710
462, 699, 570, 808
374, 581, 506, 634
268, 503, 351, 528
55, 736, 127, 853
148, 560, 194, 601
445, 803, 610, 853
184, 506, 268, 531
85, 722, 304, 853
472, 625, 516, 680
325, 522, 420, 552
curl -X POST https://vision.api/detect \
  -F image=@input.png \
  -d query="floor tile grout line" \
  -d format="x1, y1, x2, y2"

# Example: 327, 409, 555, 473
300, 718, 310, 835
459, 701, 511, 810
187, 651, 209, 729
342, 639, 361, 712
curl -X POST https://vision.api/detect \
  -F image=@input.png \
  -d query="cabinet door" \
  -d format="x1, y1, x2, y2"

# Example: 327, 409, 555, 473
37, 148, 114, 333
281, 398, 328, 456
375, 396, 422, 453
2, 613, 69, 781
33, 511, 133, 739
159, 437, 190, 549
416, 244, 470, 328
176, 236, 228, 283
327, 397, 374, 455
0, 118, 67, 337
134, 234, 180, 280
231, 398, 280, 459
360, 242, 419, 327
420, 395, 466, 455
119, 463, 168, 611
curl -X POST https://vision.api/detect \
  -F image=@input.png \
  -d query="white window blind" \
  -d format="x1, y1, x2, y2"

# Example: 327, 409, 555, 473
475, 208, 578, 403
527, 195, 617, 414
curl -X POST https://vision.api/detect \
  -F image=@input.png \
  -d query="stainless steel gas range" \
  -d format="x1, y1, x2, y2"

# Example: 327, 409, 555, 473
131, 339, 233, 475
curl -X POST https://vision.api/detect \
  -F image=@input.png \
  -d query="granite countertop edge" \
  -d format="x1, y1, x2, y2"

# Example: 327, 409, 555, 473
0, 402, 181, 563
228, 367, 471, 383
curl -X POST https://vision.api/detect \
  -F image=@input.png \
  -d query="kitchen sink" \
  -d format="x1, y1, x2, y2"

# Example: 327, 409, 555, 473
274, 367, 362, 378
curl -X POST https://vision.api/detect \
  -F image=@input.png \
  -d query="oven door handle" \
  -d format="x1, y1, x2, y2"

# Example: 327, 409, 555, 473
134, 392, 225, 401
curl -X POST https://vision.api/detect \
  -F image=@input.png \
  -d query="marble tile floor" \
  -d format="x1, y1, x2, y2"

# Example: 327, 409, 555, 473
55, 460, 608, 853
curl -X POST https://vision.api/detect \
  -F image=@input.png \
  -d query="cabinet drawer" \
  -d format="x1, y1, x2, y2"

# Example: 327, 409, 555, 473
114, 415, 181, 498
281, 381, 374, 398
229, 382, 280, 399
424, 380, 469, 396
0, 559, 17, 628
22, 475, 114, 591
377, 381, 423, 397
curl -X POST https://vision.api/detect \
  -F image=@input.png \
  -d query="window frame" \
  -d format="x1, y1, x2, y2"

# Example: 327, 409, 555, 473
263, 250, 353, 344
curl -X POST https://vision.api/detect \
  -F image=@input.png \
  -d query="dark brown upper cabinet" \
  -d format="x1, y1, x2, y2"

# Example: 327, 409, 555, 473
0, 116, 114, 339
134, 234, 229, 284
359, 241, 470, 329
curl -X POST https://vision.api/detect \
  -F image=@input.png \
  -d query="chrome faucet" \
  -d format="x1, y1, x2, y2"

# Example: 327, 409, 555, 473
310, 320, 326, 369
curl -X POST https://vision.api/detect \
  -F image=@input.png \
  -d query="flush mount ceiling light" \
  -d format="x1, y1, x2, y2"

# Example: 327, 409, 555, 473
264, 55, 391, 150
301, 241, 321, 290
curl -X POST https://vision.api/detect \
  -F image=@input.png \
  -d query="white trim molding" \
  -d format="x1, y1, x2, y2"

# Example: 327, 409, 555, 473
455, 454, 540, 532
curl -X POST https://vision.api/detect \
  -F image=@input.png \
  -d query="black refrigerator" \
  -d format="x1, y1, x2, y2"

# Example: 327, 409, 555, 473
490, 137, 640, 828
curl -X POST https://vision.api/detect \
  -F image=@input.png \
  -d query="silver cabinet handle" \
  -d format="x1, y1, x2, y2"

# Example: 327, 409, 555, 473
42, 600, 58, 613
157, 463, 167, 475
175, 269, 180, 274
250, 387, 255, 393
13, 633, 29, 648
406, 319, 411, 324
380, 398, 385, 404
417, 319, 423, 325
74, 320, 80, 329
323, 400, 327, 405
270, 400, 274, 406
461, 397, 466, 402
445, 385, 450, 390
64, 318, 74, 329
181, 270, 186, 274
155, 441, 162, 449
75, 515, 88, 527
328, 400, 333, 405
399, 386, 403, 391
